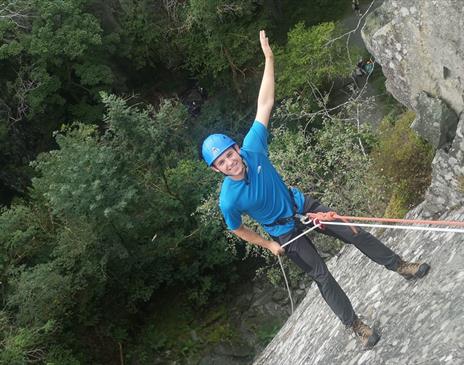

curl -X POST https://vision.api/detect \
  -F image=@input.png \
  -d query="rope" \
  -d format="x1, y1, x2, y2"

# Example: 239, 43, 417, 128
307, 212, 464, 230
334, 215, 464, 227
278, 213, 464, 315
277, 224, 321, 315
319, 221, 464, 234
278, 255, 294, 315
281, 224, 321, 248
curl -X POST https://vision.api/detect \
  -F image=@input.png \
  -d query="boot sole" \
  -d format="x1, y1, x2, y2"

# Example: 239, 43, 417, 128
366, 332, 381, 348
414, 263, 430, 278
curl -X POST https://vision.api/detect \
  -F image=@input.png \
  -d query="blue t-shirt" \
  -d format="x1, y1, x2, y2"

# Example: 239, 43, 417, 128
219, 121, 305, 237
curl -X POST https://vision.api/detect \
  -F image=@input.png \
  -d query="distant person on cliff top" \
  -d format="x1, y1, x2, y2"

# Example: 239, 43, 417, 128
352, 0, 362, 16
201, 30, 430, 348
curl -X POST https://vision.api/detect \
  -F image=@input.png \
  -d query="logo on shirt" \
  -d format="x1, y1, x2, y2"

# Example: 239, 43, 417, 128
257, 165, 262, 174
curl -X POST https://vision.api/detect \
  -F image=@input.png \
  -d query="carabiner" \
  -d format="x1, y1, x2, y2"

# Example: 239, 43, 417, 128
297, 214, 312, 225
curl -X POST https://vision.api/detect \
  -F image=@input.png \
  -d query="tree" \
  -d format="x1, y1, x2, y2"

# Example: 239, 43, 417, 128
0, 0, 115, 200
275, 22, 352, 98
0, 93, 237, 362
179, 0, 271, 94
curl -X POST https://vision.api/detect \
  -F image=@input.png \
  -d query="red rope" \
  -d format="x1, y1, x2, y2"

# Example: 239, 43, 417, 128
308, 212, 464, 227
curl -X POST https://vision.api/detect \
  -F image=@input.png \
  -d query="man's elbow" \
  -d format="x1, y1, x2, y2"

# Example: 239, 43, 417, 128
231, 225, 248, 239
231, 225, 244, 235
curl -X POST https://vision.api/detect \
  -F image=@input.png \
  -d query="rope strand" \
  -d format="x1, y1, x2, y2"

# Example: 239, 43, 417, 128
278, 255, 294, 314
278, 214, 464, 315
335, 215, 464, 227
320, 221, 464, 234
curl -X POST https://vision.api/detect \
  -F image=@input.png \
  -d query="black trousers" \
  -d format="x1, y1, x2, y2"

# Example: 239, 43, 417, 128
275, 195, 401, 326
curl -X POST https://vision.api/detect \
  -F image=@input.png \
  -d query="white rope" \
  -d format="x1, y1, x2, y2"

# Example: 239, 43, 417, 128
277, 224, 321, 314
320, 221, 464, 234
277, 219, 464, 315
278, 255, 294, 315
281, 224, 321, 248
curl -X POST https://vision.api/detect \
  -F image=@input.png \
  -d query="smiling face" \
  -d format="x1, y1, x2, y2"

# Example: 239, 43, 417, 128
211, 145, 245, 180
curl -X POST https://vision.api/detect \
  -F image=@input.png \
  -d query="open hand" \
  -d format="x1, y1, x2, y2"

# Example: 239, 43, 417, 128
259, 30, 273, 59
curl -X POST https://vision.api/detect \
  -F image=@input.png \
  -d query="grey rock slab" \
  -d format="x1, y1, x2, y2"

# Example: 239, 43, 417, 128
411, 92, 458, 148
254, 206, 464, 365
362, 0, 464, 115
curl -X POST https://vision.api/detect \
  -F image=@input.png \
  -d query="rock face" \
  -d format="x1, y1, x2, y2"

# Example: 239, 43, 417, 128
362, 0, 464, 149
362, 0, 464, 114
419, 113, 464, 218
254, 1, 464, 364
411, 92, 458, 149
253, 121, 464, 364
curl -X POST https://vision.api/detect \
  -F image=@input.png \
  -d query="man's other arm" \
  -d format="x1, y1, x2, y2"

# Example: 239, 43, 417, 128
232, 224, 284, 256
255, 30, 275, 129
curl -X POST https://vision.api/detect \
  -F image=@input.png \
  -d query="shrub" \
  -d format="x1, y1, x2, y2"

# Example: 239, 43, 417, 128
275, 22, 353, 98
373, 111, 434, 217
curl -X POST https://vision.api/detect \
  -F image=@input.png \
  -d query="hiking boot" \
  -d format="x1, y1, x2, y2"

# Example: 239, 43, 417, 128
396, 259, 430, 280
351, 318, 380, 348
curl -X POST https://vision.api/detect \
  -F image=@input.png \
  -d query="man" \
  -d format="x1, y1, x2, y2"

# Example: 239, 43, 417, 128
201, 31, 430, 348
352, 0, 361, 16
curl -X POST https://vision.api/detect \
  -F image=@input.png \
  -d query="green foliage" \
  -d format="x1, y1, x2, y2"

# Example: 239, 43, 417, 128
256, 320, 282, 346
0, 204, 51, 289
269, 120, 380, 214
179, 0, 269, 92
101, 93, 190, 168
277, 0, 350, 33
115, 0, 169, 70
0, 0, 111, 119
0, 312, 56, 365
28, 2, 102, 59
126, 295, 236, 364
0, 0, 116, 199
32, 123, 138, 226
276, 22, 352, 98
0, 1, 403, 362
373, 111, 434, 217
0, 93, 240, 362
8, 264, 74, 327
383, 182, 411, 219
0, 0, 354, 205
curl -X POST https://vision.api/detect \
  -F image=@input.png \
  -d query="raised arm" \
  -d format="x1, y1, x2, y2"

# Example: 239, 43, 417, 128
255, 30, 275, 129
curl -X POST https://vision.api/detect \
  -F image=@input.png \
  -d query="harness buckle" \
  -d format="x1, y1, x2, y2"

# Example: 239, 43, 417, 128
296, 214, 312, 225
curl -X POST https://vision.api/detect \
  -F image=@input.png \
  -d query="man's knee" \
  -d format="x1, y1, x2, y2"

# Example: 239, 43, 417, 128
313, 269, 337, 292
311, 262, 332, 283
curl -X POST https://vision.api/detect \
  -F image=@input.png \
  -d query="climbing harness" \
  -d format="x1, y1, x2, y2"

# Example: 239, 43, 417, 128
263, 188, 301, 228
277, 212, 464, 314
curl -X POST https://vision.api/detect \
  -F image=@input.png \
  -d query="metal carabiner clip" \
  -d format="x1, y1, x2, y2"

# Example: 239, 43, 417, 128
297, 214, 312, 225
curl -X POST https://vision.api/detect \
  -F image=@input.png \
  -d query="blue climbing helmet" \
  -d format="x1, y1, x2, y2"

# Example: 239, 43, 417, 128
202, 134, 237, 166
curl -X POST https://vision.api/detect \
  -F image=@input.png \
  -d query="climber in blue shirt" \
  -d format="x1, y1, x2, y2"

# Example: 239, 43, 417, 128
201, 30, 430, 348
